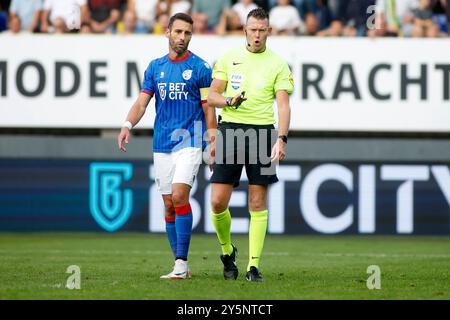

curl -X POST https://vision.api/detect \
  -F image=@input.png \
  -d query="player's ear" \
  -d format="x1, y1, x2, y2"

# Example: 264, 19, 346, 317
165, 27, 170, 38
268, 26, 272, 35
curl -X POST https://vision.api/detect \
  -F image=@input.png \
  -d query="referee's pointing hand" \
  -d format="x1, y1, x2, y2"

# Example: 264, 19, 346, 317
231, 91, 247, 108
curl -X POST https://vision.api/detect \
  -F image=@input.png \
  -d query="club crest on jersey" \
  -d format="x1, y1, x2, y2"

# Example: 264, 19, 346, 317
231, 74, 243, 90
158, 83, 167, 100
182, 69, 193, 80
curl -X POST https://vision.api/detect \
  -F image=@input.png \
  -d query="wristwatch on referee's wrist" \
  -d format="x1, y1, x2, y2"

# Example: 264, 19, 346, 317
225, 97, 233, 107
278, 135, 288, 144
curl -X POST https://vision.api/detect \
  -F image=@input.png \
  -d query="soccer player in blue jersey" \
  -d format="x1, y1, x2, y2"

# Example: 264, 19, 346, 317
117, 13, 216, 279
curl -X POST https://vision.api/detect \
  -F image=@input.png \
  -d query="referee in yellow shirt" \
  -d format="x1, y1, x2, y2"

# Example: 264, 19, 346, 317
207, 8, 294, 282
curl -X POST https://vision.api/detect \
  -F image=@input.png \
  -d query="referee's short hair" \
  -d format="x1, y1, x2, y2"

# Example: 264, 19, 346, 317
168, 12, 193, 29
246, 8, 269, 23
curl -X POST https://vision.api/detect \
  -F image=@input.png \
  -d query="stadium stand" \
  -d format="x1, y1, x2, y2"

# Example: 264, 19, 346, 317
0, 0, 446, 37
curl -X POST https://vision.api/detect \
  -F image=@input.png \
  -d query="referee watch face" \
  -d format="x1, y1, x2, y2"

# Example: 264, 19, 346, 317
244, 17, 271, 53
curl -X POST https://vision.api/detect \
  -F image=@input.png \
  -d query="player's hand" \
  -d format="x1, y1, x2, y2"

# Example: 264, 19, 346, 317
231, 91, 247, 107
118, 128, 130, 152
271, 139, 286, 162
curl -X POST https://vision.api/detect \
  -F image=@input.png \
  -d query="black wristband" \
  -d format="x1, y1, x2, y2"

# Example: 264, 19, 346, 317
278, 135, 288, 144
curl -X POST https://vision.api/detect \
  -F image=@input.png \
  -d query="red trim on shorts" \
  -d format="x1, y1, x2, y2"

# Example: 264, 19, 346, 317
168, 51, 192, 62
141, 90, 154, 96
165, 216, 175, 223
175, 204, 192, 215
201, 99, 207, 105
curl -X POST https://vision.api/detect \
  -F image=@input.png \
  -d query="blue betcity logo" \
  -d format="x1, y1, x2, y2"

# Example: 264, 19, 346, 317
89, 163, 133, 232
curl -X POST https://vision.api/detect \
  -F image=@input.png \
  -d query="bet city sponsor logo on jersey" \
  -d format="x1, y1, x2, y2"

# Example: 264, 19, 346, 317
158, 82, 189, 101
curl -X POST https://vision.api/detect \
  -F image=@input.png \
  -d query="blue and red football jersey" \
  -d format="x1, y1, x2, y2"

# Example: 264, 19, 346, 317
141, 51, 212, 152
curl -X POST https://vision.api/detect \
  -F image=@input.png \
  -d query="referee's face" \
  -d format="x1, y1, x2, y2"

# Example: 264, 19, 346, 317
167, 19, 193, 55
244, 17, 271, 53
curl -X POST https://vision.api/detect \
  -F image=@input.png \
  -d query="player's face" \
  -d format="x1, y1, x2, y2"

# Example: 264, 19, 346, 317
167, 19, 193, 55
244, 17, 271, 53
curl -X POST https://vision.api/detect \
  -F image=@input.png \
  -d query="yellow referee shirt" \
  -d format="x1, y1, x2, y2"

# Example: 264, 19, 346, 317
212, 46, 294, 125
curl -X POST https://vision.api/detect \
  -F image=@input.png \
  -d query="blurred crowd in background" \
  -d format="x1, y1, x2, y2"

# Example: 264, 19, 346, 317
0, 0, 449, 37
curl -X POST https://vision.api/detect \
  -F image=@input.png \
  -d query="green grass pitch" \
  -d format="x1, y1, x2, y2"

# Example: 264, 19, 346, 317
0, 233, 449, 299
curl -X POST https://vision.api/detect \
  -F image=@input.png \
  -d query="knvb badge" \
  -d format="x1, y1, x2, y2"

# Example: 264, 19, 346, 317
89, 163, 133, 232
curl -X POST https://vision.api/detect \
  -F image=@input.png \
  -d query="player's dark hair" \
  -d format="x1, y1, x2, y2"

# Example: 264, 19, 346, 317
246, 8, 269, 23
168, 13, 194, 29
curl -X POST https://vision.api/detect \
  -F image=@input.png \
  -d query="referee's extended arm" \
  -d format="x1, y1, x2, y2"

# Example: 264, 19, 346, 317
207, 79, 246, 108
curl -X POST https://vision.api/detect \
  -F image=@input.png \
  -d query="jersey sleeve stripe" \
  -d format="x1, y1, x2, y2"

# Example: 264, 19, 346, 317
141, 89, 154, 96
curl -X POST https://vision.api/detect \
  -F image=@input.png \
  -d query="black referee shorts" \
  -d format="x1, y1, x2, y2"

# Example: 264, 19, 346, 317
210, 122, 278, 188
